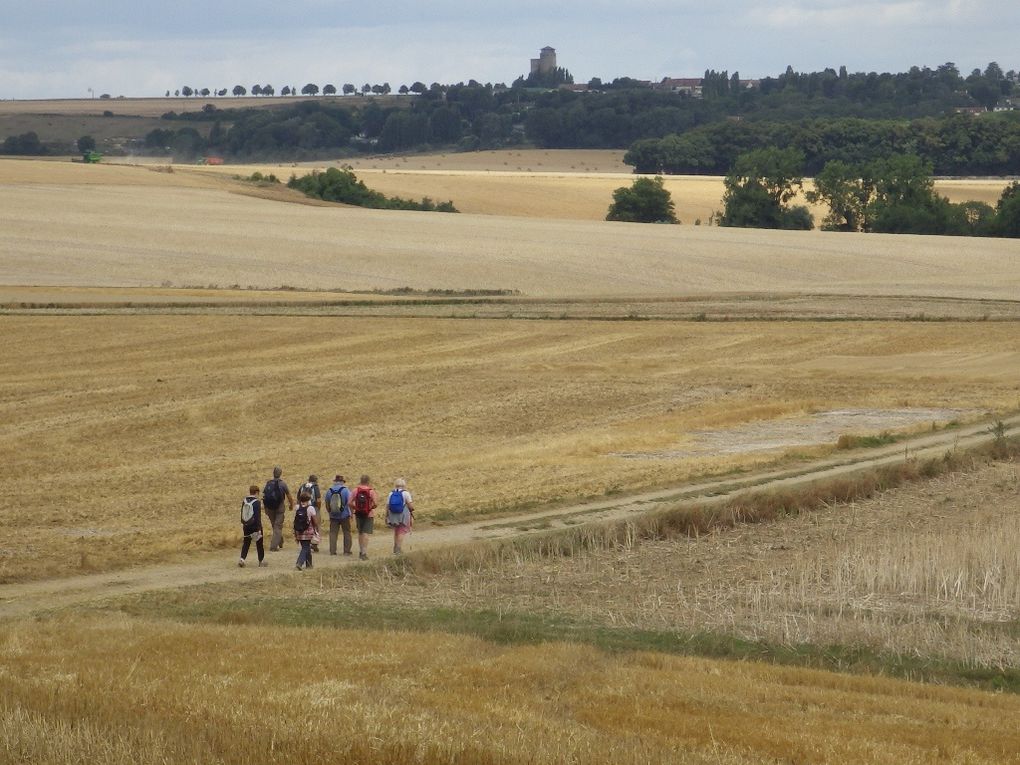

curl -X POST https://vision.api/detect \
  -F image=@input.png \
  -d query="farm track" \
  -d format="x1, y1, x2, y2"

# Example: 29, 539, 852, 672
2, 413, 1015, 620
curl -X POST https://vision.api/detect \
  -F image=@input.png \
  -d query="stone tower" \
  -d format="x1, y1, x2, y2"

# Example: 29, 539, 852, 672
530, 47, 557, 75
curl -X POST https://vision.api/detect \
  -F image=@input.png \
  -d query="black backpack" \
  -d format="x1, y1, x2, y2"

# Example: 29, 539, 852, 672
263, 479, 284, 510
293, 504, 310, 534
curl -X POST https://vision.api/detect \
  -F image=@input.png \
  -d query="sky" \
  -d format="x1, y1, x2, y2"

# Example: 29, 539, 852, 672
2, 1, 1018, 99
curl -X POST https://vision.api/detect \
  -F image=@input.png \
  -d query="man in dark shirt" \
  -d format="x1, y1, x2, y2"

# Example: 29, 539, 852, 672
263, 465, 294, 551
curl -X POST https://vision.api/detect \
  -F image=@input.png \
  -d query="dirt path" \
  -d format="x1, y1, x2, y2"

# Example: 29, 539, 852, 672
1, 415, 1015, 620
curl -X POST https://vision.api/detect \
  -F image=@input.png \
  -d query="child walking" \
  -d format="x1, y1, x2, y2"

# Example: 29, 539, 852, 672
239, 484, 267, 567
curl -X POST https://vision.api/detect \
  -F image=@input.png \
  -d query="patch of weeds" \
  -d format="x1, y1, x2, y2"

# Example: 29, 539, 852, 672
836, 431, 898, 450
518, 520, 553, 531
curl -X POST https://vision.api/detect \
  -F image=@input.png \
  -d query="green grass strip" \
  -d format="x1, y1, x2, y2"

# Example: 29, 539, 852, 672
105, 592, 1020, 695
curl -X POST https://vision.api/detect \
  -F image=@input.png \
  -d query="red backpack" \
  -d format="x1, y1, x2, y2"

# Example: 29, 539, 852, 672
352, 486, 375, 515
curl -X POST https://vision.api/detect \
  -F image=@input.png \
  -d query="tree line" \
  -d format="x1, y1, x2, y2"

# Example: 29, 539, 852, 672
148, 61, 1018, 170
6, 61, 1019, 172
609, 147, 1019, 237
729, 148, 1020, 237
623, 114, 1020, 177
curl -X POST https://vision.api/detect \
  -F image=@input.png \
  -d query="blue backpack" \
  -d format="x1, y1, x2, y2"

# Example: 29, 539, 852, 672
387, 489, 405, 515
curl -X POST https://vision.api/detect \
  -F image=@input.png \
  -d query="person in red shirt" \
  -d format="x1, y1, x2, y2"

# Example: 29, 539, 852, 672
349, 475, 378, 560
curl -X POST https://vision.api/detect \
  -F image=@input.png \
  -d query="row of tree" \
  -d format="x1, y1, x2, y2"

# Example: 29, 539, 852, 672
170, 82, 448, 98
147, 61, 1019, 157
623, 114, 1020, 177
605, 151, 1020, 237
716, 148, 1020, 236
146, 96, 520, 159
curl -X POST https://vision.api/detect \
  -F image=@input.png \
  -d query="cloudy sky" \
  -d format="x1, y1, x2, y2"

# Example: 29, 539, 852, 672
2, 1, 1017, 99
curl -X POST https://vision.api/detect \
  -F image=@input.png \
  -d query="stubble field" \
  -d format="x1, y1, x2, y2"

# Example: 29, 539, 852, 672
3, 159, 1018, 301
3, 314, 1019, 584
2, 149, 1020, 764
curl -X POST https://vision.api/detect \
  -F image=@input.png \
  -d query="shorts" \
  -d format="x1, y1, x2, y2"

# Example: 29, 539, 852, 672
355, 514, 374, 534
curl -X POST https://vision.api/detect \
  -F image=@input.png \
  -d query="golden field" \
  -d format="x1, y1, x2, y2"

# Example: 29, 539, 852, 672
3, 612, 1019, 765
3, 148, 1020, 764
3, 158, 1019, 299
3, 315, 1020, 583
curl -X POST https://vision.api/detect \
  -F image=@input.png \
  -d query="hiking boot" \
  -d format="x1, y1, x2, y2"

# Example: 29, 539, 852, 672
343, 551, 353, 556
296, 563, 305, 571
258, 560, 268, 568
359, 552, 368, 561
238, 558, 246, 568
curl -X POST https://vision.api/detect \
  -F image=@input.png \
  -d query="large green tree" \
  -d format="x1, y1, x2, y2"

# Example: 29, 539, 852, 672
720, 148, 813, 229
605, 176, 677, 223
805, 160, 876, 231
993, 182, 1020, 237
866, 155, 950, 234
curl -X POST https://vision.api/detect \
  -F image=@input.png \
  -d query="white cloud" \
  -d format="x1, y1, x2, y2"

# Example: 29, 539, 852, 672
750, 0, 982, 29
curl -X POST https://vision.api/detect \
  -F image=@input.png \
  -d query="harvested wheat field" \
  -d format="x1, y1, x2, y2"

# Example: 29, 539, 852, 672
0, 95, 339, 118
4, 146, 1020, 765
4, 159, 1020, 299
199, 156, 1011, 221
344, 148, 631, 174
338, 459, 1020, 670
3, 315, 1019, 583
3, 612, 1019, 765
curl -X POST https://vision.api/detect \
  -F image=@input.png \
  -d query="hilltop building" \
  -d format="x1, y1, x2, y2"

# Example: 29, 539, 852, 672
654, 76, 760, 98
531, 47, 556, 75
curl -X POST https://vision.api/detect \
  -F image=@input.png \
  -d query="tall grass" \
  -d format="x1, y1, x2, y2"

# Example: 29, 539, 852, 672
334, 441, 1020, 674
394, 442, 1014, 580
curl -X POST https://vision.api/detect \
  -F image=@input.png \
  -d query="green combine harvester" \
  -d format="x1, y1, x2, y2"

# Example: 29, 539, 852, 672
82, 150, 102, 163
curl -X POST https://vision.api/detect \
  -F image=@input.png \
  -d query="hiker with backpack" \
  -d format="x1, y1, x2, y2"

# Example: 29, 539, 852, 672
263, 466, 294, 552
299, 475, 322, 551
239, 484, 267, 568
385, 478, 415, 555
324, 474, 352, 556
349, 475, 378, 560
293, 490, 319, 571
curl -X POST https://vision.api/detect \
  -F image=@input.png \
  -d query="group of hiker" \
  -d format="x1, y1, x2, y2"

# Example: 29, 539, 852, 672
238, 466, 415, 570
